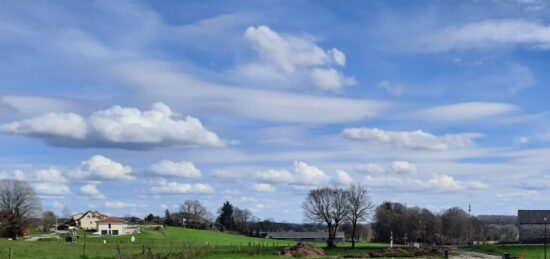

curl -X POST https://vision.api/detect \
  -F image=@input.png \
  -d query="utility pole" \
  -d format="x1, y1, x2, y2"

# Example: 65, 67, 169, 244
468, 204, 471, 245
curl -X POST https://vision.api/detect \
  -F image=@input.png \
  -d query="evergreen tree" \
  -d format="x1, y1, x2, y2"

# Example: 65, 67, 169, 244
164, 209, 174, 226
216, 201, 235, 231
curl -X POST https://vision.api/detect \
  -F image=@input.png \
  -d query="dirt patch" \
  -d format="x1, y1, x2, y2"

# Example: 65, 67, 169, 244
278, 243, 325, 257
342, 247, 445, 258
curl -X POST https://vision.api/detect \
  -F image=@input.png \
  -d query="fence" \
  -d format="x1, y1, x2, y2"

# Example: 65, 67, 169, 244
2, 239, 295, 259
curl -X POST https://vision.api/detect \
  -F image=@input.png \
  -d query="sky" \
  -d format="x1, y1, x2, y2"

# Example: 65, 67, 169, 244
1, 0, 550, 222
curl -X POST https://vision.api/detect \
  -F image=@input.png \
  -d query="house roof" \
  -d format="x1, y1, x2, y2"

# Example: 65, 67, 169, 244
518, 210, 550, 224
97, 217, 127, 223
74, 211, 106, 221
266, 231, 345, 239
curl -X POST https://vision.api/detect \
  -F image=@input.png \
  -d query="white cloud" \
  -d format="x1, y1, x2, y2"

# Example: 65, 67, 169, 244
377, 81, 406, 96
150, 179, 215, 194
363, 173, 484, 193
517, 136, 530, 144
0, 102, 225, 149
342, 127, 480, 151
335, 170, 354, 185
238, 25, 355, 91
36, 168, 67, 183
104, 201, 136, 209
389, 161, 417, 174
150, 160, 201, 178
73, 155, 133, 180
293, 161, 330, 185
0, 113, 87, 139
419, 19, 550, 52
310, 68, 356, 91
254, 161, 330, 186
0, 169, 26, 181
254, 183, 276, 192
255, 169, 295, 184
80, 184, 106, 199
413, 102, 519, 123
34, 183, 70, 195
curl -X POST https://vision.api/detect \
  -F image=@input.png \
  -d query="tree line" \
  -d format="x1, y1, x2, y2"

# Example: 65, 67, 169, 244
0, 178, 518, 247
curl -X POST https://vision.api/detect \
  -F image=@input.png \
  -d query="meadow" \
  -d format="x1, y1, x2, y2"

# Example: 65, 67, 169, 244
466, 244, 548, 258
0, 226, 390, 259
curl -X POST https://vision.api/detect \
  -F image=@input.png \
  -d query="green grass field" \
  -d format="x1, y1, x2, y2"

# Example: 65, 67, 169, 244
0, 226, 391, 259
466, 244, 550, 258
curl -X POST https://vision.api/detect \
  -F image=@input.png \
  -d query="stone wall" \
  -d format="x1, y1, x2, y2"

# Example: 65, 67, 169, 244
520, 224, 550, 243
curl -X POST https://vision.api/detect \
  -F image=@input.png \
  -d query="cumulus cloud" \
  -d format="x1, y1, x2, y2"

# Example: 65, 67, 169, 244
335, 170, 354, 185
389, 161, 417, 174
80, 184, 106, 199
238, 25, 355, 91
254, 161, 330, 186
150, 179, 215, 194
419, 19, 550, 52
356, 161, 417, 175
342, 127, 480, 151
150, 160, 201, 178
104, 201, 136, 209
413, 102, 519, 123
0, 102, 225, 149
363, 173, 486, 193
34, 183, 70, 195
72, 155, 133, 180
377, 81, 406, 96
36, 168, 67, 183
254, 183, 276, 192
0, 170, 26, 181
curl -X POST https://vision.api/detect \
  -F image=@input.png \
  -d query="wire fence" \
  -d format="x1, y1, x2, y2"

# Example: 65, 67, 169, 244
3, 240, 296, 259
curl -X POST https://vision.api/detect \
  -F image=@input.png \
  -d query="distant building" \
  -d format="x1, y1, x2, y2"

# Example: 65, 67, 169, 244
265, 232, 345, 243
72, 211, 107, 230
96, 217, 139, 236
518, 210, 550, 243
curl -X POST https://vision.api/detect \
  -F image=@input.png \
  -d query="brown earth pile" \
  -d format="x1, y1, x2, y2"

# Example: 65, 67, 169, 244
278, 243, 325, 257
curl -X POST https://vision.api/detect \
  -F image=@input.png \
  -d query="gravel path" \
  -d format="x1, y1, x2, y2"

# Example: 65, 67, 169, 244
451, 250, 500, 259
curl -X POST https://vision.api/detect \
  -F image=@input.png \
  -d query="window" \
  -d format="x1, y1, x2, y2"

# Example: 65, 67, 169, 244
101, 230, 107, 235
112, 230, 119, 235
108, 223, 111, 229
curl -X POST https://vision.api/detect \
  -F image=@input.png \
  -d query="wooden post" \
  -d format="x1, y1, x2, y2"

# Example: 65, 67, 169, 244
117, 243, 121, 259
9, 247, 12, 259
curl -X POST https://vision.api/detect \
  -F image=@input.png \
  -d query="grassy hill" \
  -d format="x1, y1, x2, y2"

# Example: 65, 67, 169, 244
0, 226, 391, 258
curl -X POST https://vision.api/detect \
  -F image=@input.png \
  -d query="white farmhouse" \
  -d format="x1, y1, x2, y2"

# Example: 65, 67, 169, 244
72, 211, 106, 230
96, 217, 139, 236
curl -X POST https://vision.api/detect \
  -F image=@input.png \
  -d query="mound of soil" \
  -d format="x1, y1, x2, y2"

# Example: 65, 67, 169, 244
278, 243, 325, 257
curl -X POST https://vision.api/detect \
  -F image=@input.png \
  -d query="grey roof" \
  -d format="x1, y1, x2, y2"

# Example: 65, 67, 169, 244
518, 210, 550, 224
265, 231, 345, 239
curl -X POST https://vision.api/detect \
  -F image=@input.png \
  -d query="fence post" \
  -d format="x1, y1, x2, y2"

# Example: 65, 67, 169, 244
116, 243, 121, 259
9, 247, 12, 259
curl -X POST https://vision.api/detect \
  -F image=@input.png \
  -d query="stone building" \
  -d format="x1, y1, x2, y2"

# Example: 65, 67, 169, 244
518, 210, 550, 243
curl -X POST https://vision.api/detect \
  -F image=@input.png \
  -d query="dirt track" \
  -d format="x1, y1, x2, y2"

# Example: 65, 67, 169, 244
450, 250, 500, 259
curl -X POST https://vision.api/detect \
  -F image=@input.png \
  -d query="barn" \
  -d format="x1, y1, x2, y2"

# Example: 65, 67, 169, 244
518, 210, 550, 244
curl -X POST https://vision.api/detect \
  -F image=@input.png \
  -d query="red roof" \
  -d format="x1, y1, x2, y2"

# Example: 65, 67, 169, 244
96, 216, 126, 223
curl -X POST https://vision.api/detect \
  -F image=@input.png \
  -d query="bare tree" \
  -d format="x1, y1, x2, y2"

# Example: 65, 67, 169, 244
180, 200, 209, 229
233, 207, 252, 234
42, 211, 57, 231
304, 187, 349, 248
346, 183, 374, 248
0, 179, 41, 239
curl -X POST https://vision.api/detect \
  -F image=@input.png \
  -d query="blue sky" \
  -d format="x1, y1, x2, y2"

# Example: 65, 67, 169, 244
1, 0, 550, 222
